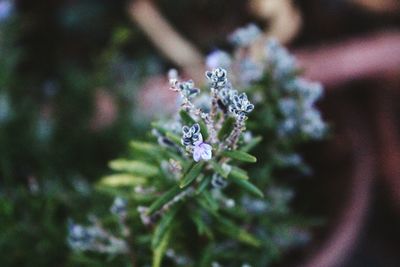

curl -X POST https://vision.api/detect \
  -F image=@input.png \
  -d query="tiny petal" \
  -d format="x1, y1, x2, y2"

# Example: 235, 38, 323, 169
201, 148, 212, 161
191, 123, 200, 134
182, 126, 190, 134
194, 140, 203, 146
193, 148, 202, 162
201, 143, 212, 151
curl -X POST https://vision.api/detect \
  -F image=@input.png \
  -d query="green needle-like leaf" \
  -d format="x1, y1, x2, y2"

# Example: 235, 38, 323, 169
218, 117, 235, 140
216, 217, 261, 247
210, 160, 230, 178
165, 132, 182, 146
97, 174, 147, 187
230, 175, 264, 198
241, 136, 262, 152
179, 110, 196, 125
147, 186, 181, 215
152, 227, 172, 267
222, 150, 257, 163
198, 120, 209, 140
228, 166, 249, 180
109, 159, 159, 177
152, 207, 179, 249
180, 162, 205, 188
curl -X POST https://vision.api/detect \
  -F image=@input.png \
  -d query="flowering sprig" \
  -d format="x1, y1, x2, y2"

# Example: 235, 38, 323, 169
69, 23, 326, 267
181, 123, 212, 162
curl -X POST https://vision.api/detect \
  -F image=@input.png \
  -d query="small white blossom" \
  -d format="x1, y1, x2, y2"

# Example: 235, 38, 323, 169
229, 92, 254, 119
206, 67, 228, 90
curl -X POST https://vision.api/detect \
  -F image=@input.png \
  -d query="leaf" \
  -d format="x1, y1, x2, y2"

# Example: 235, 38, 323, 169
222, 150, 257, 163
218, 117, 235, 140
196, 176, 211, 194
152, 207, 179, 249
196, 195, 219, 217
199, 245, 214, 267
151, 122, 169, 135
152, 227, 172, 267
109, 160, 159, 177
230, 176, 264, 198
228, 166, 249, 180
165, 132, 182, 146
147, 186, 181, 215
200, 191, 219, 211
198, 120, 209, 140
241, 136, 262, 152
179, 110, 196, 125
216, 217, 261, 247
97, 174, 146, 187
210, 160, 230, 178
190, 211, 213, 239
179, 162, 205, 188
130, 141, 164, 160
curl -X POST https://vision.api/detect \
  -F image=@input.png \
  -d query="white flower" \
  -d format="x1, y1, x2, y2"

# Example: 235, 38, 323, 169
192, 140, 212, 162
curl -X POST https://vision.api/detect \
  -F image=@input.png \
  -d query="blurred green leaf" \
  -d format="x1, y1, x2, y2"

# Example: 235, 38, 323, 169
241, 136, 262, 152
190, 211, 213, 239
152, 207, 179, 249
210, 160, 230, 178
228, 166, 249, 180
196, 176, 211, 194
165, 132, 183, 146
179, 162, 205, 188
152, 227, 172, 267
217, 217, 261, 247
147, 186, 181, 215
218, 117, 235, 140
179, 110, 196, 125
231, 176, 264, 198
109, 159, 159, 177
198, 120, 209, 140
98, 174, 147, 187
222, 150, 257, 163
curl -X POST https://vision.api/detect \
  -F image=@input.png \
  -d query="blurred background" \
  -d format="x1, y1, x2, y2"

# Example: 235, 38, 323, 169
0, 0, 399, 266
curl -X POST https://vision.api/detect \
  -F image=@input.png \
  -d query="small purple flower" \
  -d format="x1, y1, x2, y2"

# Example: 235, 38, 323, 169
193, 140, 212, 162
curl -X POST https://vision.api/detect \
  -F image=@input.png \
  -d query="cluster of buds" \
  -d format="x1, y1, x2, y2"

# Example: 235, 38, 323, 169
169, 69, 200, 101
206, 67, 228, 90
228, 92, 255, 121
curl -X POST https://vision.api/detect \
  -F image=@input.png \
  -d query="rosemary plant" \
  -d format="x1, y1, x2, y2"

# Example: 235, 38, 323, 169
68, 24, 327, 267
